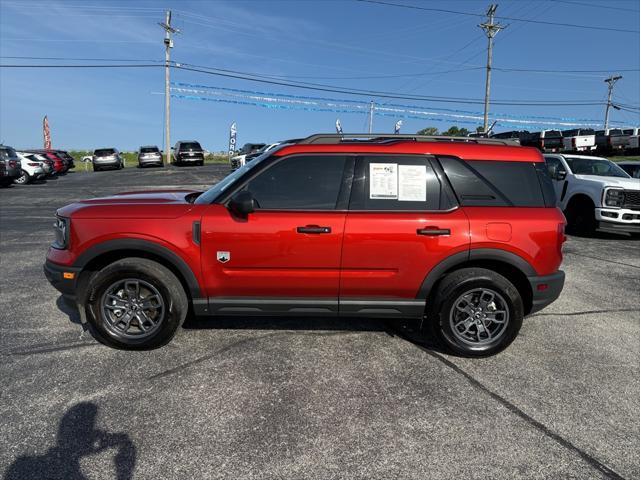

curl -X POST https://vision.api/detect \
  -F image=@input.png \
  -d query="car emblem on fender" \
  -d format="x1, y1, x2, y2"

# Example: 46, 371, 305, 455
217, 251, 230, 263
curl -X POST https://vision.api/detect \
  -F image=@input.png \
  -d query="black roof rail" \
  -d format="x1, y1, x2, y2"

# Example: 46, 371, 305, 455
298, 133, 518, 146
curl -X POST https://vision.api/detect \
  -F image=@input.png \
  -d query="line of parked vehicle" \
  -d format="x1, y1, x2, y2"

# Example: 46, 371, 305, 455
0, 144, 76, 187
488, 127, 640, 154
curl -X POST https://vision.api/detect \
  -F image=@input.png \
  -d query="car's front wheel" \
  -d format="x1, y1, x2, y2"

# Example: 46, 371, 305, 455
84, 258, 188, 350
424, 268, 523, 357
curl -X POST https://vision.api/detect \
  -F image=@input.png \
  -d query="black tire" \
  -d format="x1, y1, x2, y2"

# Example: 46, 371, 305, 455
423, 267, 524, 357
564, 200, 596, 235
198, 160, 204, 167
14, 170, 30, 184
84, 258, 188, 350
93, 165, 100, 172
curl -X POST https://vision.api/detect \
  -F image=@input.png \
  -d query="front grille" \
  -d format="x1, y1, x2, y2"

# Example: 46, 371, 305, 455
623, 190, 640, 209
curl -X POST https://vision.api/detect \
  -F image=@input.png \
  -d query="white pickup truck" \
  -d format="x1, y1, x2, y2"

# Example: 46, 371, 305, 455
544, 154, 640, 235
561, 128, 596, 152
624, 127, 640, 152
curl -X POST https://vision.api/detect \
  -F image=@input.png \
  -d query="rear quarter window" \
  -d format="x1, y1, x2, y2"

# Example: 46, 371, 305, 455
439, 157, 548, 207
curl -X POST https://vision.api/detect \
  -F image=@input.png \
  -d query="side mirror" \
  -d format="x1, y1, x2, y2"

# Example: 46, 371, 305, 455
228, 190, 255, 216
555, 170, 567, 181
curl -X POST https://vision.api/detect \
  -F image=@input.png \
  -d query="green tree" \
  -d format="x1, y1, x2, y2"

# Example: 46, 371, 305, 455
441, 126, 470, 137
417, 127, 439, 135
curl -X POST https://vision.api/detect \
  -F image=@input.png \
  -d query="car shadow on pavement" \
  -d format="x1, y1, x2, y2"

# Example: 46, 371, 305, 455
56, 295, 83, 326
4, 402, 136, 480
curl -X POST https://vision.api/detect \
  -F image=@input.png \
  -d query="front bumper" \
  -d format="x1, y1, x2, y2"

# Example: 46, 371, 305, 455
596, 208, 640, 233
528, 270, 565, 314
44, 260, 81, 300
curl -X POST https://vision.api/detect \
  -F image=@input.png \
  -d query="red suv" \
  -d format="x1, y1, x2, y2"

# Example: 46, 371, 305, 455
44, 134, 566, 356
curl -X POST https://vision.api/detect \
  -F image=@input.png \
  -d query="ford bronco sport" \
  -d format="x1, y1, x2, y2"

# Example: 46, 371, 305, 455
44, 134, 566, 356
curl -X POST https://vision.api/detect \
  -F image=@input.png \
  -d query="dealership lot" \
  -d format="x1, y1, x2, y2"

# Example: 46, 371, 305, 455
1, 166, 638, 479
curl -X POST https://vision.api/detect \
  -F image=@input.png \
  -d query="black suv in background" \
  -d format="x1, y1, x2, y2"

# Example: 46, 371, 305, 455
520, 130, 563, 152
173, 140, 204, 166
137, 145, 164, 168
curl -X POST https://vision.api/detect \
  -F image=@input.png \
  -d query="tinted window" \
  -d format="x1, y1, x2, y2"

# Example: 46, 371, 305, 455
623, 129, 634, 135
349, 156, 446, 211
440, 157, 546, 207
544, 130, 561, 138
562, 130, 578, 137
620, 164, 640, 179
544, 156, 566, 177
94, 149, 116, 156
141, 147, 159, 153
180, 142, 202, 151
246, 155, 347, 210
564, 157, 629, 178
609, 129, 623, 136
0, 147, 19, 160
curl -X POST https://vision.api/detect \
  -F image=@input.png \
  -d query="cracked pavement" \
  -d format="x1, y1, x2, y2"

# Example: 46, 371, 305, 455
1, 165, 639, 479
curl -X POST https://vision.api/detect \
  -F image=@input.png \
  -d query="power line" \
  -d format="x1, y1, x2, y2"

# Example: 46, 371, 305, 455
355, 0, 640, 34
551, 0, 640, 13
0, 62, 613, 106
0, 56, 163, 62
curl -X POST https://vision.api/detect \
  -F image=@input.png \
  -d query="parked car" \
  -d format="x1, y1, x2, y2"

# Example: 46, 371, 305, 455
230, 143, 266, 170
490, 130, 529, 144
137, 146, 163, 168
595, 128, 628, 153
623, 127, 639, 152
26, 149, 67, 174
93, 148, 124, 171
173, 141, 205, 166
0, 145, 21, 186
544, 154, 639, 235
30, 153, 56, 176
520, 130, 563, 152
55, 150, 76, 170
45, 133, 566, 356
14, 151, 46, 184
617, 161, 640, 179
561, 128, 596, 153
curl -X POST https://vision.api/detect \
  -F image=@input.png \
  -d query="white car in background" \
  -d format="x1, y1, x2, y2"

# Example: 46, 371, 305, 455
561, 128, 596, 152
544, 154, 640, 235
624, 127, 639, 152
15, 151, 46, 184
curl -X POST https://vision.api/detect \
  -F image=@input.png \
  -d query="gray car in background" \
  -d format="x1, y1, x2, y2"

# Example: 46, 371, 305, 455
137, 145, 163, 168
92, 148, 123, 172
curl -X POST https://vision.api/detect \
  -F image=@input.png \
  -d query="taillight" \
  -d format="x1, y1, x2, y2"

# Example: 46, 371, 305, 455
28, 162, 40, 166
572, 138, 576, 147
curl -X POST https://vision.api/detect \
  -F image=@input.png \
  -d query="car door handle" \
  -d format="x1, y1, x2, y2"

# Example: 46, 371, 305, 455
417, 227, 450, 236
297, 225, 331, 234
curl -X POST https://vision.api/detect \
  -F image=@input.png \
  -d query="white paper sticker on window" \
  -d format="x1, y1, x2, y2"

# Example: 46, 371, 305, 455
398, 164, 427, 202
369, 163, 398, 199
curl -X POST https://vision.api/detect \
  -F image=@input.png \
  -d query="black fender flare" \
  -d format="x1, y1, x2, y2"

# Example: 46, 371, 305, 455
73, 239, 201, 299
416, 248, 536, 299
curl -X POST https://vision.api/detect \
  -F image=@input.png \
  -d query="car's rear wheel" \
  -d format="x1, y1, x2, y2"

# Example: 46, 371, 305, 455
14, 170, 30, 184
85, 258, 188, 350
424, 268, 523, 357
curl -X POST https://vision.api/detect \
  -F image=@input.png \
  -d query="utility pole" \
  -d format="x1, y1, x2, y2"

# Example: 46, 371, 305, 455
368, 100, 374, 133
603, 75, 622, 129
479, 5, 505, 134
159, 11, 179, 165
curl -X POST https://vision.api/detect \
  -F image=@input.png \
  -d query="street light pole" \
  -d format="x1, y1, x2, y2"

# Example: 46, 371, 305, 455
159, 11, 179, 165
479, 5, 505, 134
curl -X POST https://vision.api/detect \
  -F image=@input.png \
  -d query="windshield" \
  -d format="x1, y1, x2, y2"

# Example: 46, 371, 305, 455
195, 152, 268, 205
180, 142, 202, 151
565, 157, 630, 178
95, 149, 116, 157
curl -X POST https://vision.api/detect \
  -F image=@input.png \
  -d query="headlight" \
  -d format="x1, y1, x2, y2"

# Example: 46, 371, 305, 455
53, 216, 70, 249
603, 188, 625, 208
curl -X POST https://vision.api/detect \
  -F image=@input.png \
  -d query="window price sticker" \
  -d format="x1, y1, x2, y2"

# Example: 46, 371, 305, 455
369, 163, 398, 199
398, 164, 427, 202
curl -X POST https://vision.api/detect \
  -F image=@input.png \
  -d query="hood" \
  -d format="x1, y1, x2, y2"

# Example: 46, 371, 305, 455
574, 175, 640, 190
57, 190, 200, 219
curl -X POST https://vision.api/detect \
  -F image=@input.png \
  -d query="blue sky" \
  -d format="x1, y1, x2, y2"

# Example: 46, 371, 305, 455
1, 0, 639, 151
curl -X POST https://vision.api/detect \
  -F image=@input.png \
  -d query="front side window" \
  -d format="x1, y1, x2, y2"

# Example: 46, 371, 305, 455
245, 155, 347, 210
564, 157, 630, 178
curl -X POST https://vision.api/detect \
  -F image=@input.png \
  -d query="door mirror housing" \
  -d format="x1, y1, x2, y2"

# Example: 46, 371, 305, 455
555, 169, 567, 181
228, 190, 256, 216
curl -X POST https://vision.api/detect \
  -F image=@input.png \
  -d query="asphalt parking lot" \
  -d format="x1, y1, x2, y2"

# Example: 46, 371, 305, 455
1, 166, 638, 480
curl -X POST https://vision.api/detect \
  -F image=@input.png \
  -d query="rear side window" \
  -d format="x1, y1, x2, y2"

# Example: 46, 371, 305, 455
245, 155, 348, 210
349, 155, 451, 211
439, 157, 546, 207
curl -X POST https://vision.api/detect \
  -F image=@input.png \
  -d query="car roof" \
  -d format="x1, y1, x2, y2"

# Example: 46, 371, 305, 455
274, 134, 542, 162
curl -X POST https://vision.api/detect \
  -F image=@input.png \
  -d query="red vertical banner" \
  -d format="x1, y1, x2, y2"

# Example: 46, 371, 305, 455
43, 115, 52, 150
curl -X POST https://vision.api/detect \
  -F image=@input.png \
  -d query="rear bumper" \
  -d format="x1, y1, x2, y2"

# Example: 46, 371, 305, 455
527, 270, 565, 314
43, 260, 81, 300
